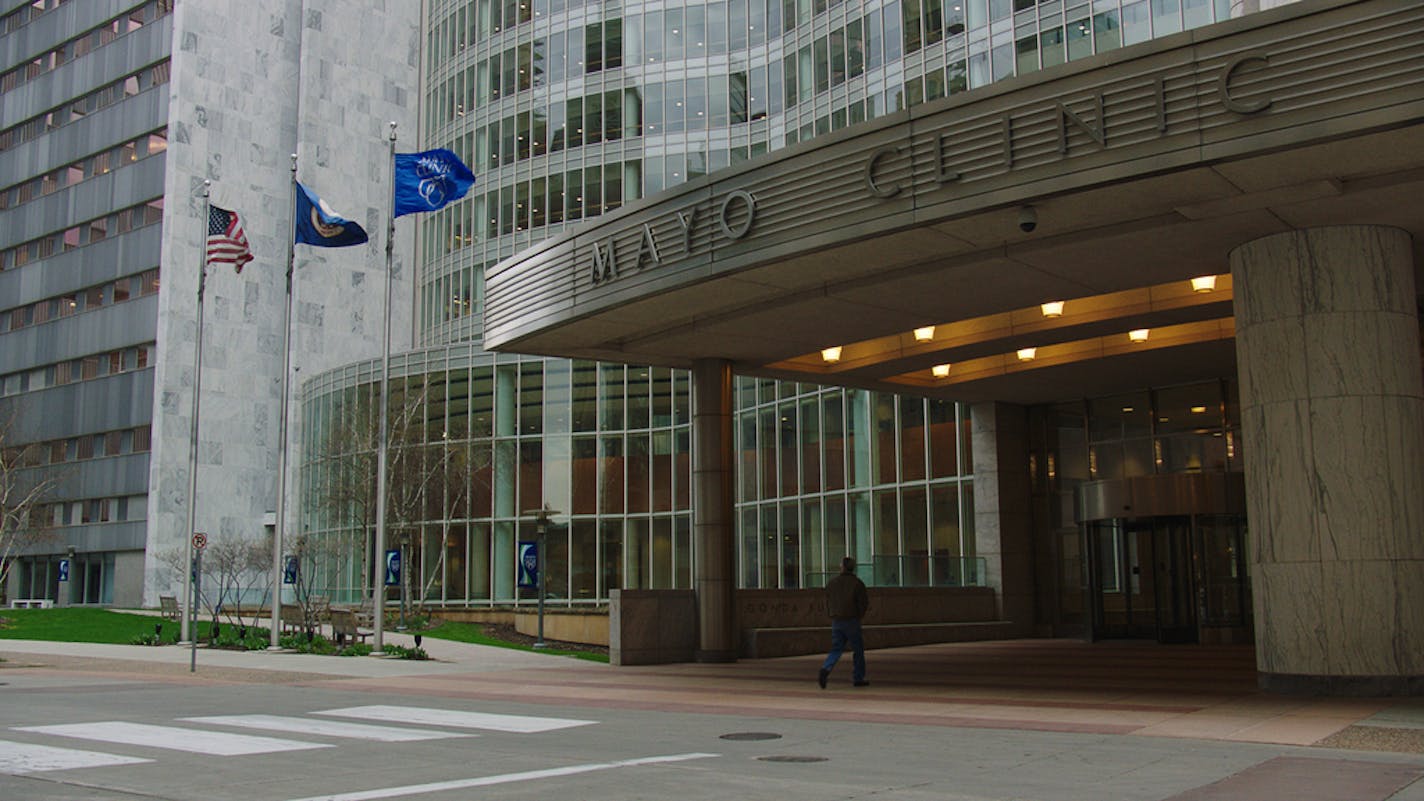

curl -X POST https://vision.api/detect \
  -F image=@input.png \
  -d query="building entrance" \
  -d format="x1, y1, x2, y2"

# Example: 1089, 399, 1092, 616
1077, 474, 1251, 645
1085, 514, 1251, 644
1087, 517, 1194, 642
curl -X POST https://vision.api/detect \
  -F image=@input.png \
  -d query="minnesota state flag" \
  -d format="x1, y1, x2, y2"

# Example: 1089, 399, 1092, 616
294, 182, 369, 247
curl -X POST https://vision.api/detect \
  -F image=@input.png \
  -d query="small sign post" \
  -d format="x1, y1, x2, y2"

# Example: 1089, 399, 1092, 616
190, 533, 207, 673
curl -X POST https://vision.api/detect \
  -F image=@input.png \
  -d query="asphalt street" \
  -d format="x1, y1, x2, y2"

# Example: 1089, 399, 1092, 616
3, 638, 1424, 801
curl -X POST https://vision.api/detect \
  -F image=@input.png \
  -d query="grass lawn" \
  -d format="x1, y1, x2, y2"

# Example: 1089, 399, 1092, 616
0, 607, 229, 644
0, 608, 609, 663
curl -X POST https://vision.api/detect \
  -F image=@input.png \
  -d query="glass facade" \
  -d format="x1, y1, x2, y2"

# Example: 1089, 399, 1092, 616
298, 348, 977, 604
300, 346, 694, 605
733, 377, 976, 589
416, 0, 1237, 345
298, 0, 1242, 610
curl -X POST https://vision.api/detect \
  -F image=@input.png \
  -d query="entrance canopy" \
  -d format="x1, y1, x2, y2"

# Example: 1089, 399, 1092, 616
484, 0, 1424, 405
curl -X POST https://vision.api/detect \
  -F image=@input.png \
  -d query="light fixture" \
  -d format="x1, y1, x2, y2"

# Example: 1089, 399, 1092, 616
1190, 275, 1217, 293
1017, 347, 1037, 361
914, 326, 936, 341
1040, 301, 1064, 318
820, 346, 842, 363
1191, 405, 1207, 414
1129, 328, 1150, 342
932, 363, 952, 378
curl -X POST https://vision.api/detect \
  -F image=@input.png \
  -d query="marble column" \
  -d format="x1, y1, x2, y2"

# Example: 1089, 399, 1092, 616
969, 402, 1036, 635
691, 359, 738, 662
1231, 225, 1424, 695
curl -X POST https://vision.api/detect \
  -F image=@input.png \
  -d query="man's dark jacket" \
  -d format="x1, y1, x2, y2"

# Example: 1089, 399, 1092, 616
825, 572, 869, 621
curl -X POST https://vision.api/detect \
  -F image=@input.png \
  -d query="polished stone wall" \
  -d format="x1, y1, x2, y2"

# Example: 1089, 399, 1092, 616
145, 0, 420, 604
971, 402, 1036, 635
1232, 225, 1424, 693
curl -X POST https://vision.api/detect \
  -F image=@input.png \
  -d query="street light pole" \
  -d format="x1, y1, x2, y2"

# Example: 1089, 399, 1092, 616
535, 511, 547, 649
398, 532, 409, 631
525, 503, 559, 649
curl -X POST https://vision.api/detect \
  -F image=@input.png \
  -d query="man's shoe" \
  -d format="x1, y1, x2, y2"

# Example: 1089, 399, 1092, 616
854, 680, 870, 687
818, 669, 829, 689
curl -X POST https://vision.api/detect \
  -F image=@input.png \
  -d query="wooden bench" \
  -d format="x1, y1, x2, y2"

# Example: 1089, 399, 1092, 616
279, 602, 311, 634
159, 595, 181, 620
330, 608, 372, 644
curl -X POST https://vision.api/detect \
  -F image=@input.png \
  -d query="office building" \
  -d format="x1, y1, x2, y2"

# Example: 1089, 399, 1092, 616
1, 0, 419, 607
303, 0, 1269, 638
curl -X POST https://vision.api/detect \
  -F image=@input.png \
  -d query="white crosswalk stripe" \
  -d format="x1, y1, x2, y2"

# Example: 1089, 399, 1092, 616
180, 714, 475, 742
315, 705, 597, 733
14, 721, 331, 756
0, 739, 151, 774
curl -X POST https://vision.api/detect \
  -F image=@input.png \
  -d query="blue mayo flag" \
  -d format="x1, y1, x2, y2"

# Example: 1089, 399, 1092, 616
294, 182, 369, 247
393, 149, 476, 217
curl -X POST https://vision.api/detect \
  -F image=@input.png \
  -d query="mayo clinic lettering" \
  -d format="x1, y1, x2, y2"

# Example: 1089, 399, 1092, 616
590, 190, 759, 284
587, 52, 1274, 285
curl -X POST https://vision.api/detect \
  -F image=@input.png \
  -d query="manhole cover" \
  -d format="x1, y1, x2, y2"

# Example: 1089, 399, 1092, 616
758, 755, 829, 763
720, 732, 782, 741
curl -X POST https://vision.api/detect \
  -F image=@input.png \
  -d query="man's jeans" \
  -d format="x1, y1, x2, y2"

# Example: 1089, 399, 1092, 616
821, 617, 866, 683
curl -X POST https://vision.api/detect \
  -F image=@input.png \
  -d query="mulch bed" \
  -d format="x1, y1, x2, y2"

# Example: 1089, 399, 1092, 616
478, 623, 608, 658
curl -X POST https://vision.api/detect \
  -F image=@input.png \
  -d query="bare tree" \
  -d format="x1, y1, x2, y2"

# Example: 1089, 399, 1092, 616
309, 378, 485, 610
205, 535, 271, 630
416, 440, 479, 607
160, 535, 272, 634
0, 403, 61, 596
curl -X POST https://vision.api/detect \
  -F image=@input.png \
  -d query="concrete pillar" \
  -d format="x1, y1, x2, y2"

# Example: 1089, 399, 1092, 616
969, 402, 1035, 634
691, 359, 738, 661
1231, 225, 1424, 694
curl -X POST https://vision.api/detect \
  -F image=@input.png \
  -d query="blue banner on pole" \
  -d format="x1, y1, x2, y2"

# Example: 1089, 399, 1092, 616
57, 559, 70, 582
384, 549, 402, 587
517, 541, 538, 588
283, 555, 299, 585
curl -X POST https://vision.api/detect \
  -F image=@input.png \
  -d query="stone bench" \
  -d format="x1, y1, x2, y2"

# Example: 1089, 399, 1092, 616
740, 620, 1019, 659
9, 598, 54, 609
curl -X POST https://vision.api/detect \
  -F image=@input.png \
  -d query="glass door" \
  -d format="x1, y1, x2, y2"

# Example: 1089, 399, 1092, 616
1087, 516, 1197, 642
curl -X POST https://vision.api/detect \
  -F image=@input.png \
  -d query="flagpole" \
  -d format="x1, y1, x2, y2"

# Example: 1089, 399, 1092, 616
182, 181, 212, 646
373, 121, 398, 651
271, 154, 298, 649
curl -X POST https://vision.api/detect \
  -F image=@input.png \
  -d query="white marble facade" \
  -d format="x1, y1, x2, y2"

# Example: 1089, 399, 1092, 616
1232, 225, 1424, 685
144, 0, 420, 604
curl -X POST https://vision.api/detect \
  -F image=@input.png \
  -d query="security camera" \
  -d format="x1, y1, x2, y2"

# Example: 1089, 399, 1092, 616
1018, 205, 1037, 234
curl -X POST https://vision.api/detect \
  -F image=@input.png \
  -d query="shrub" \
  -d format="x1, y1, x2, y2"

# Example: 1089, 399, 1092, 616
212, 627, 271, 651
381, 643, 429, 660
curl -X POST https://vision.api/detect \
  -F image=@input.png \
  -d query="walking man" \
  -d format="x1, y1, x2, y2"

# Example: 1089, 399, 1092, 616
819, 556, 869, 688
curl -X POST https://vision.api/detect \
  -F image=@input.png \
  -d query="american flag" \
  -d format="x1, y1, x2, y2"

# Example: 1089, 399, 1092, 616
207, 205, 254, 273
